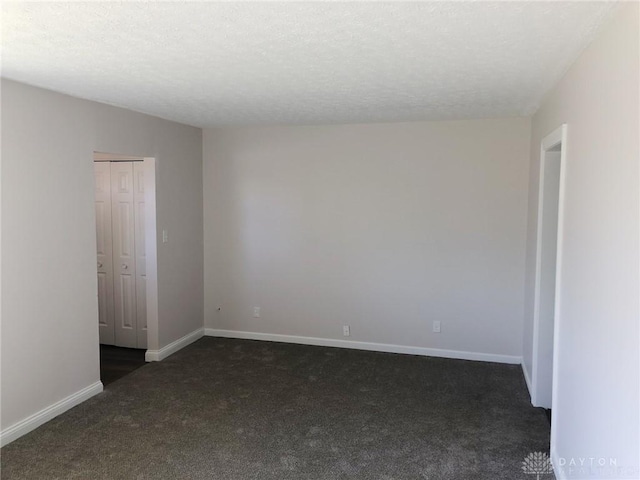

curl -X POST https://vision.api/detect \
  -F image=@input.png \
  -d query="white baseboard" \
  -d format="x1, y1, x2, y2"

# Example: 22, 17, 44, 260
145, 327, 204, 362
521, 361, 534, 402
204, 329, 521, 364
0, 381, 103, 447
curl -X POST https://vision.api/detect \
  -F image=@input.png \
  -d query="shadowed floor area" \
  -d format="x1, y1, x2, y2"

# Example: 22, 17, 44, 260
100, 344, 146, 387
1, 337, 550, 479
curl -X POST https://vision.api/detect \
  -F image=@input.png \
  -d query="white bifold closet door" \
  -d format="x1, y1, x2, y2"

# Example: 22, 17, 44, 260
95, 161, 147, 349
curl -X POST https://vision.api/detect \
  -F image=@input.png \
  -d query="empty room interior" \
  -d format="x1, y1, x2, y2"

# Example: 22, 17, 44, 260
1, 2, 638, 479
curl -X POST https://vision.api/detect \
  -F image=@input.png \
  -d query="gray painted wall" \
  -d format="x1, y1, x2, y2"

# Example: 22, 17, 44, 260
203, 118, 531, 359
522, 3, 639, 473
1, 80, 204, 430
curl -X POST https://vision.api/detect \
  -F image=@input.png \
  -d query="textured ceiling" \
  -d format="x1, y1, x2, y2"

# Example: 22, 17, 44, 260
2, 2, 617, 127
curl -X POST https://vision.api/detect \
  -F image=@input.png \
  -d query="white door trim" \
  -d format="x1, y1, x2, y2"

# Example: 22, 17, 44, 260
531, 124, 567, 455
133, 161, 148, 348
142, 157, 159, 354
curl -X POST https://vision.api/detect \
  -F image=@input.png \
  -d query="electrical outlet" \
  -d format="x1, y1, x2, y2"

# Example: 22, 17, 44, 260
253, 307, 261, 318
343, 325, 350, 337
433, 321, 441, 333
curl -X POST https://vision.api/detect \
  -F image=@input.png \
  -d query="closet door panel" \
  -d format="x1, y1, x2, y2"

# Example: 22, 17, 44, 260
111, 162, 138, 348
95, 162, 115, 345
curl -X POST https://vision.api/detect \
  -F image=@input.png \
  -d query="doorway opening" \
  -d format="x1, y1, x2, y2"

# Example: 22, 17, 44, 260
93, 152, 158, 386
531, 124, 567, 444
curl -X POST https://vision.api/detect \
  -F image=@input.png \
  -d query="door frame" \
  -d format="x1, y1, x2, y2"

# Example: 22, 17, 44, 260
92, 153, 159, 356
531, 124, 567, 448
142, 157, 159, 354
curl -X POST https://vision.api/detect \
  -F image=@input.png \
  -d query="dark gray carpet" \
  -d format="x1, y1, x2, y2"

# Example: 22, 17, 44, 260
1, 337, 550, 479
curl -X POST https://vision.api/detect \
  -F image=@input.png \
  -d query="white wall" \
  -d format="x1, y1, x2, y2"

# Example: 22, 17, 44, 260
522, 3, 639, 476
204, 118, 531, 360
1, 80, 203, 432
